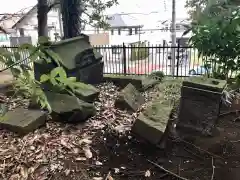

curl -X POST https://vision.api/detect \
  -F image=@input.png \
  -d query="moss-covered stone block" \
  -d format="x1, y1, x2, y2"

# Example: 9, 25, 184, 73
183, 77, 226, 92
72, 82, 99, 103
115, 83, 144, 111
34, 35, 103, 85
132, 99, 173, 144
46, 92, 96, 123
177, 77, 227, 136
142, 76, 161, 90
103, 74, 143, 90
0, 108, 47, 135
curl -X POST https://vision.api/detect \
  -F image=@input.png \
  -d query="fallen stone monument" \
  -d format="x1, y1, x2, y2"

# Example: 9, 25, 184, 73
115, 83, 144, 111
34, 34, 104, 86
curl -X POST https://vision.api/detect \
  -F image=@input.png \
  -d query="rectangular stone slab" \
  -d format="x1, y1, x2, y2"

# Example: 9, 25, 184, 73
73, 82, 100, 103
132, 101, 172, 144
177, 84, 222, 136
115, 83, 144, 111
103, 75, 143, 90
78, 61, 104, 84
0, 108, 47, 135
183, 77, 226, 92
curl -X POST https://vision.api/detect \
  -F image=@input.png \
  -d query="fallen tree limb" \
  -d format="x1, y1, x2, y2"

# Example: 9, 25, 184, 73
147, 159, 189, 180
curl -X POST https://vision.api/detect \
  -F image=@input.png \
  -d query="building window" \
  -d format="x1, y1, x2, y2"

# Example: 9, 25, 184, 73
118, 28, 121, 35
176, 24, 181, 30
135, 27, 139, 34
129, 28, 132, 35
19, 28, 25, 36
164, 25, 168, 31
111, 29, 114, 35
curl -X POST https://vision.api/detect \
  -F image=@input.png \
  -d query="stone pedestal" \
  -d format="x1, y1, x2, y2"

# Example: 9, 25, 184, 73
176, 77, 226, 136
78, 61, 104, 84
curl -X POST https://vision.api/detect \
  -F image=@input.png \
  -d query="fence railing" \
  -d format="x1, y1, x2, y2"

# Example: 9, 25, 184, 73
0, 45, 207, 77
95, 44, 204, 77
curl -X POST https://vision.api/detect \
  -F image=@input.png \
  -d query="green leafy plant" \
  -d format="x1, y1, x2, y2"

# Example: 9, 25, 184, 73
0, 36, 87, 113
188, 3, 240, 81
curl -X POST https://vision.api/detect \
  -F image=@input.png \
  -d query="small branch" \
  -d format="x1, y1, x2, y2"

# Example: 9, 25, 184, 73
180, 138, 224, 160
211, 157, 215, 180
147, 159, 189, 180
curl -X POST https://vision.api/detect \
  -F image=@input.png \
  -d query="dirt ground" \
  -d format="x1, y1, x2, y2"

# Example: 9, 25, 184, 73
51, 109, 240, 180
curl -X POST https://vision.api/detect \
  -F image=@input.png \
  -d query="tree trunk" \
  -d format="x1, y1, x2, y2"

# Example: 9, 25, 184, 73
37, 0, 48, 37
61, 0, 82, 39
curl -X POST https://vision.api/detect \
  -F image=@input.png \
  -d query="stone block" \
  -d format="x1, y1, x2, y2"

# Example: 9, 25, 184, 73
183, 76, 226, 92
0, 108, 47, 135
115, 83, 144, 111
142, 76, 161, 90
103, 75, 143, 90
132, 100, 173, 144
46, 92, 96, 123
177, 77, 227, 136
78, 61, 104, 84
72, 82, 99, 103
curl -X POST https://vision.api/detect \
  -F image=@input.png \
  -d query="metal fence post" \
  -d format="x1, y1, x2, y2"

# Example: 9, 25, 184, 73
176, 40, 180, 77
122, 43, 127, 75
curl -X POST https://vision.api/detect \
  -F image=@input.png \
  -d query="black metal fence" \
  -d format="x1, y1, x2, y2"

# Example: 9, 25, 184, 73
0, 45, 206, 77
94, 44, 205, 77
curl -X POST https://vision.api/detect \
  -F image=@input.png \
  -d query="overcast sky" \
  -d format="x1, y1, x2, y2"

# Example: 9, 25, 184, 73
0, 0, 188, 20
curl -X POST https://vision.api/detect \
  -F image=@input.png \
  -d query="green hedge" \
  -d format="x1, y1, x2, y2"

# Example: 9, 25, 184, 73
130, 42, 149, 61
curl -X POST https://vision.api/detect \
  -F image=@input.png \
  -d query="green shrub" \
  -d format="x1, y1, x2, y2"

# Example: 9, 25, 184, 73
130, 41, 149, 61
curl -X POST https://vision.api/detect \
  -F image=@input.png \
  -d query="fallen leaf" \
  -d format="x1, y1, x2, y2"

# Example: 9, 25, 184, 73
9, 174, 20, 180
64, 169, 71, 176
145, 170, 151, 177
75, 157, 87, 161
107, 175, 114, 180
60, 139, 70, 149
113, 168, 120, 174
79, 138, 92, 145
20, 166, 28, 179
83, 147, 93, 159
95, 161, 103, 166
93, 177, 103, 180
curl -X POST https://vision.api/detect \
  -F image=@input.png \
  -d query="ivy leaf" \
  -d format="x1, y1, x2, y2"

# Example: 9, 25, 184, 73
44, 49, 62, 66
68, 77, 77, 82
50, 67, 67, 85
40, 74, 50, 83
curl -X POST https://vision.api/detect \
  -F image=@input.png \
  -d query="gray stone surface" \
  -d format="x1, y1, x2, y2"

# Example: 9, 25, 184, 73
177, 78, 225, 136
78, 61, 104, 84
103, 75, 143, 90
46, 92, 96, 123
0, 108, 47, 135
132, 100, 172, 144
73, 82, 100, 103
142, 76, 161, 90
115, 83, 144, 111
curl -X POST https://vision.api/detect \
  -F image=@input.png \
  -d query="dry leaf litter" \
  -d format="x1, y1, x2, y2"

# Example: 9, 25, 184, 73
0, 82, 158, 180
